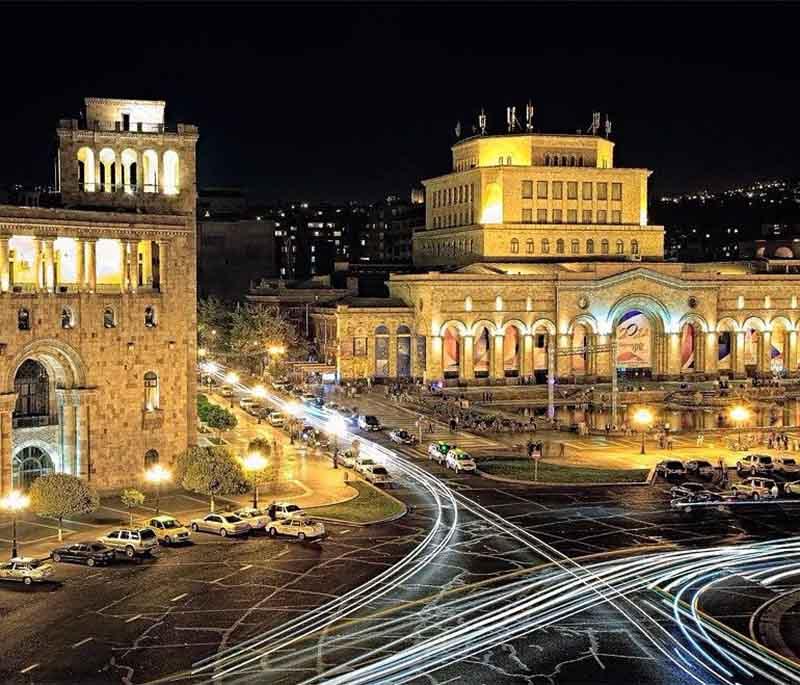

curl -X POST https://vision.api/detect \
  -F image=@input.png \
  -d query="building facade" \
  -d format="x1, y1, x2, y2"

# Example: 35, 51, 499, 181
314, 116, 800, 388
0, 97, 198, 494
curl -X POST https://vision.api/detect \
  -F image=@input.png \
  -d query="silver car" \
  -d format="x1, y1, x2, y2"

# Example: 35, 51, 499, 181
0, 558, 54, 585
190, 513, 251, 537
234, 508, 271, 530
98, 528, 160, 558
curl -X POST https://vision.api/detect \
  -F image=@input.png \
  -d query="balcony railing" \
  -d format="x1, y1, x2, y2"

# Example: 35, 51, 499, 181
59, 118, 197, 135
77, 182, 177, 196
13, 415, 57, 430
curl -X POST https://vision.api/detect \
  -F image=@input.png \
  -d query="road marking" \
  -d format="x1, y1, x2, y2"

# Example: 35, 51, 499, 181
210, 576, 226, 583
275, 549, 289, 558
71, 637, 93, 649
170, 593, 188, 602
125, 614, 142, 623
240, 564, 253, 570
339, 529, 350, 535
19, 664, 39, 674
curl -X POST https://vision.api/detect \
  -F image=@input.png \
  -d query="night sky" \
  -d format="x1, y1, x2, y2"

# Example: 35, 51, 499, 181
3, 2, 799, 202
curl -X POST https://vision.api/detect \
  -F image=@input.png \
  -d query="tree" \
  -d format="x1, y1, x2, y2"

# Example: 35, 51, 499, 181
228, 305, 308, 375
28, 474, 100, 542
198, 297, 230, 355
205, 404, 238, 437
247, 437, 278, 489
180, 446, 248, 512
120, 489, 145, 527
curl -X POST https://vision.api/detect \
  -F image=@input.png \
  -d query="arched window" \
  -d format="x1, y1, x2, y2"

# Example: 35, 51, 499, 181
163, 150, 179, 195
142, 149, 159, 193
121, 149, 138, 194
570, 156, 576, 166
578, 156, 584, 166
571, 239, 580, 254
144, 371, 159, 411
510, 238, 519, 254
98, 148, 117, 192
631, 239, 640, 255
561, 156, 567, 166
556, 239, 565, 254
526, 239, 534, 254
397, 324, 411, 335
586, 239, 595, 254
61, 307, 75, 329
541, 239, 550, 254
144, 305, 157, 328
544, 154, 550, 166
18, 308, 30, 331
144, 449, 159, 467
103, 307, 117, 328
77, 147, 96, 192
616, 239, 624, 255
601, 239, 609, 255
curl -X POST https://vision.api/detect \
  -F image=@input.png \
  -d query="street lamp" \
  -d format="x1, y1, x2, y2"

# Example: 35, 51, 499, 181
145, 464, 171, 515
243, 452, 268, 508
730, 405, 751, 450
225, 371, 239, 407
633, 407, 654, 455
1, 490, 29, 559
327, 414, 347, 469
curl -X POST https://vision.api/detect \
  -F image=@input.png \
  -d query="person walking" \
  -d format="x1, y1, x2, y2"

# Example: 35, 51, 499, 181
559, 442, 566, 458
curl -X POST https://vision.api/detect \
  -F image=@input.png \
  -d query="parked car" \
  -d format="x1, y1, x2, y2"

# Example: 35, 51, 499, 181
357, 415, 382, 431
774, 456, 800, 476
147, 516, 191, 545
655, 460, 687, 479
267, 516, 326, 541
685, 460, 715, 479
245, 402, 264, 417
446, 448, 477, 473
234, 507, 271, 531
365, 465, 393, 486
670, 490, 723, 510
98, 528, 160, 558
268, 411, 285, 427
271, 379, 289, 390
389, 429, 417, 445
731, 477, 777, 500
784, 480, 800, 496
301, 393, 317, 404
669, 482, 706, 499
736, 454, 774, 475
189, 513, 251, 537
51, 542, 116, 566
428, 441, 453, 464
267, 502, 306, 521
239, 397, 257, 411
219, 386, 234, 398
355, 456, 378, 475
0, 558, 54, 585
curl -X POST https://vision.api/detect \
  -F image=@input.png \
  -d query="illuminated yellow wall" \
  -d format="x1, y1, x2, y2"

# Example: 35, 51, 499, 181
481, 181, 503, 223
96, 238, 122, 284
9, 236, 36, 284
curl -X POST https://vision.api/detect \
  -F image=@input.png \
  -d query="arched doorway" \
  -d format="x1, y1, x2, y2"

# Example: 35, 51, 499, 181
13, 359, 50, 428
442, 325, 461, 379
503, 325, 521, 377
473, 325, 491, 378
13, 446, 54, 490
615, 310, 653, 379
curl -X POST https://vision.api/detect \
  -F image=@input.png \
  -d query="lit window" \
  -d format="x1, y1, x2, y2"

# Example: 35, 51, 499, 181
537, 181, 548, 199
144, 371, 159, 411
612, 183, 622, 201
541, 239, 550, 254
144, 305, 157, 328
616, 240, 624, 255
552, 182, 563, 199
510, 238, 519, 254
582, 182, 593, 200
597, 183, 608, 200
582, 209, 592, 223
103, 307, 116, 328
567, 182, 578, 200
522, 209, 533, 223
571, 239, 579, 254
522, 180, 533, 199
17, 308, 30, 331
586, 239, 595, 254
526, 239, 534, 254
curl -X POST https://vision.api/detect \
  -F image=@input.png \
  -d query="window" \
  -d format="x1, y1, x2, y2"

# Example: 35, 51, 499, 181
541, 239, 550, 254
17, 308, 30, 331
611, 210, 622, 224
506, 156, 512, 165
510, 238, 519, 254
353, 338, 367, 356
61, 307, 74, 329
570, 156, 577, 167
522, 208, 533, 223
601, 239, 609, 255
578, 156, 584, 166
631, 239, 640, 255
597, 182, 608, 200
567, 182, 578, 200
103, 307, 116, 329
144, 371, 159, 411
586, 239, 595, 254
612, 182, 622, 200
582, 209, 592, 223
544, 154, 551, 166
498, 157, 504, 165
556, 239, 565, 254
537, 181, 548, 199
553, 209, 563, 223
616, 239, 624, 255
582, 182, 593, 200
567, 209, 578, 223
561, 156, 567, 166
552, 181, 563, 200
145, 449, 159, 467
597, 209, 608, 223
144, 305, 157, 328
521, 180, 533, 199
526, 239, 534, 254
537, 208, 547, 223
570, 239, 579, 254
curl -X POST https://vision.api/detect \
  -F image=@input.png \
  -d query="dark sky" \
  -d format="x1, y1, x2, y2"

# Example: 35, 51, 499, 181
3, 2, 799, 202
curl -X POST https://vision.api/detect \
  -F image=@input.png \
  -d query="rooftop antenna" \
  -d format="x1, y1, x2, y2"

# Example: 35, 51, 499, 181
604, 115, 612, 138
506, 106, 512, 132
454, 120, 462, 138
587, 112, 600, 136
525, 101, 535, 131
478, 108, 487, 135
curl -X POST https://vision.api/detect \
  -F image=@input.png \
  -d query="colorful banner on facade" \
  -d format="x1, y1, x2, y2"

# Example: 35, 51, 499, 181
503, 327, 519, 372
615, 310, 651, 368
718, 332, 731, 368
443, 328, 459, 375
571, 329, 586, 373
474, 328, 490, 374
680, 324, 695, 371
744, 329, 758, 366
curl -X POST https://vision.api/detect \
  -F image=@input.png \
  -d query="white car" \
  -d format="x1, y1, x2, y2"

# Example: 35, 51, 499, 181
219, 386, 234, 398
234, 507, 271, 530
731, 477, 777, 500
267, 516, 326, 541
365, 465, 393, 486
147, 516, 191, 545
428, 441, 452, 464
389, 429, 417, 445
0, 558, 54, 585
269, 411, 285, 427
355, 456, 377, 475
446, 449, 477, 473
239, 397, 256, 410
785, 480, 800, 496
737, 454, 774, 475
190, 513, 251, 537
774, 456, 800, 476
267, 502, 306, 520
341, 451, 357, 469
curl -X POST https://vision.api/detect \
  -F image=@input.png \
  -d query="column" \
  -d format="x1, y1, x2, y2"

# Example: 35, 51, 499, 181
556, 334, 571, 379
86, 239, 97, 293
704, 331, 719, 376
429, 335, 443, 382
33, 238, 43, 291
126, 240, 138, 294
462, 335, 474, 380
43, 238, 55, 293
547, 334, 556, 419
143, 241, 153, 287
788, 330, 798, 375
734, 330, 746, 377
57, 390, 78, 476
0, 394, 17, 496
74, 238, 85, 292
0, 237, 9, 293
119, 240, 128, 293
596, 334, 612, 379
522, 333, 534, 378
492, 333, 505, 380
76, 399, 90, 481
157, 240, 168, 293
667, 331, 681, 378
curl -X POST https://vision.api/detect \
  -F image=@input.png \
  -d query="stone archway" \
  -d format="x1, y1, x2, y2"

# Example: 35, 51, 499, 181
12, 443, 55, 491
607, 295, 670, 379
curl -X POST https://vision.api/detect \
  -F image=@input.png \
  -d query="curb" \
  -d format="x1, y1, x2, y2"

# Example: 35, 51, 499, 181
307, 479, 408, 527
475, 468, 652, 488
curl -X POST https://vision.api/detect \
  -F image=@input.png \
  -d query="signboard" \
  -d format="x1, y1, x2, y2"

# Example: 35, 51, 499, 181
615, 310, 651, 368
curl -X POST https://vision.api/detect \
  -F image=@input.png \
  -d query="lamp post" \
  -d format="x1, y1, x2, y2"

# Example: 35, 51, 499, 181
327, 414, 347, 469
730, 405, 751, 450
225, 371, 239, 407
1, 491, 29, 559
243, 452, 267, 509
145, 464, 171, 515
252, 385, 267, 423
267, 345, 286, 378
633, 407, 654, 455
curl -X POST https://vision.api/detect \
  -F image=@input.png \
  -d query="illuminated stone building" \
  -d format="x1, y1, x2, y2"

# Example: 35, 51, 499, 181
314, 111, 800, 396
0, 97, 198, 493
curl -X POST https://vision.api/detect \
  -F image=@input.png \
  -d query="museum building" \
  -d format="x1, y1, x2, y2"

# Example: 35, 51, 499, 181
0, 98, 198, 493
